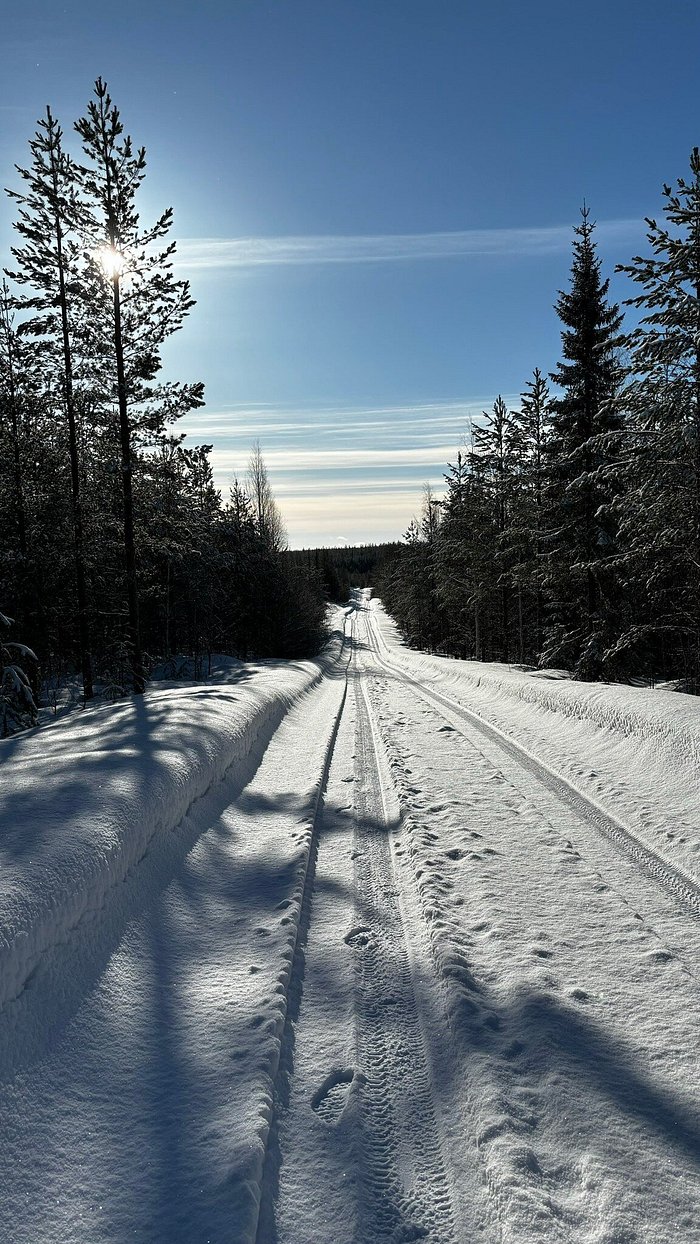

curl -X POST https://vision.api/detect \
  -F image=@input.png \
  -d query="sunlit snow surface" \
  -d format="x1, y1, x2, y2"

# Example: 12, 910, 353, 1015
0, 607, 699, 1243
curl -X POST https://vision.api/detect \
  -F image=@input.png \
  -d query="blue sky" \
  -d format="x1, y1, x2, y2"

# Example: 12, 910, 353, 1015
2, 0, 699, 545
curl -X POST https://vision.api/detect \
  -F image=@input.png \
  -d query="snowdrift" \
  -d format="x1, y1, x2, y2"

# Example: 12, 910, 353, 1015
0, 641, 342, 1015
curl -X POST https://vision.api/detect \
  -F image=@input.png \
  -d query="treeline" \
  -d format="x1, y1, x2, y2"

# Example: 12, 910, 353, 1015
380, 154, 700, 690
288, 543, 400, 603
1, 80, 326, 733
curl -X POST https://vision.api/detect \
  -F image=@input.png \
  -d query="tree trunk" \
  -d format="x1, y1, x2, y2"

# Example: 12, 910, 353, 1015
501, 582, 510, 663
113, 274, 145, 695
56, 238, 93, 700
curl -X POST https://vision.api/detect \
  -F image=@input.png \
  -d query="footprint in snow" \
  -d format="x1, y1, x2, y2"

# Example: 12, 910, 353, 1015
344, 925, 372, 948
512, 1146, 544, 1177
311, 1069, 355, 1124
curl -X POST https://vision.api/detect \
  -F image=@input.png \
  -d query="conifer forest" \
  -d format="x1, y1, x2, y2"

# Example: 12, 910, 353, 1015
380, 160, 700, 692
3, 18, 700, 1240
0, 81, 327, 734
3, 81, 700, 736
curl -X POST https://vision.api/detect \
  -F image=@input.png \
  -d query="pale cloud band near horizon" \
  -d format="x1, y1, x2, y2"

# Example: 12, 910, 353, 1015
174, 219, 643, 270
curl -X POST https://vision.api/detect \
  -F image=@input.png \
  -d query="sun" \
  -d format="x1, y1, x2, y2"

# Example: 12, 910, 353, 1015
95, 244, 126, 280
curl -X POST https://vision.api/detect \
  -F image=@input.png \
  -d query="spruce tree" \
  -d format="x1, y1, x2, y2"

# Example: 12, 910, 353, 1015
469, 396, 514, 660
509, 369, 551, 659
437, 449, 495, 659
545, 206, 624, 678
380, 489, 445, 652
614, 148, 700, 687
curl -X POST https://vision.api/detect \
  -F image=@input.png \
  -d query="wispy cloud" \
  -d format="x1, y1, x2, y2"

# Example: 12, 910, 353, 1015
174, 220, 642, 270
212, 445, 458, 473
178, 397, 516, 443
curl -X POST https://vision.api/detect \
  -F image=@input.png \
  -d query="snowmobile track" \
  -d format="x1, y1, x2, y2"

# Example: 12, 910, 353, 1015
364, 610, 700, 922
350, 658, 458, 1244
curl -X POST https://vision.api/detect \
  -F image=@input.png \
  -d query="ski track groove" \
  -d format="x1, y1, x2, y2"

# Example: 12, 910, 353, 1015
365, 611, 700, 923
254, 616, 354, 1244
350, 651, 458, 1244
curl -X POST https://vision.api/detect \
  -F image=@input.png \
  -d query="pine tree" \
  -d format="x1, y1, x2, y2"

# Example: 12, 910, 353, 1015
0, 283, 29, 565
544, 206, 624, 678
0, 280, 65, 663
509, 369, 551, 659
6, 111, 95, 698
75, 78, 203, 694
613, 148, 700, 687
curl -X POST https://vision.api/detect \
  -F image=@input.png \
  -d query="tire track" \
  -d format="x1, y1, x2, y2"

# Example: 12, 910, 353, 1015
259, 606, 461, 1244
356, 609, 577, 1242
349, 656, 459, 1244
358, 605, 700, 1242
364, 607, 700, 921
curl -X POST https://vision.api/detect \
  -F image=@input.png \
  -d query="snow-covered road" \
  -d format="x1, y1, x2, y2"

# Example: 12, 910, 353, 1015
1, 593, 699, 1243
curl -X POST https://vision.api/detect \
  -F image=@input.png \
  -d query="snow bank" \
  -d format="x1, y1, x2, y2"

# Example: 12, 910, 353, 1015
372, 601, 700, 877
0, 637, 342, 1015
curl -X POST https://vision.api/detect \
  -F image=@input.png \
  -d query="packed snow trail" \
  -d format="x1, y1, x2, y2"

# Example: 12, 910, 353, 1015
266, 618, 465, 1244
360, 596, 700, 1242
266, 594, 700, 1244
1, 596, 700, 1242
0, 636, 354, 1243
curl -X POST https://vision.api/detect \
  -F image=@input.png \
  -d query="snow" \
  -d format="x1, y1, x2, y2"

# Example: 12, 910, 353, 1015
1, 597, 699, 1243
0, 656, 331, 1014
371, 604, 700, 880
0, 631, 349, 1243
